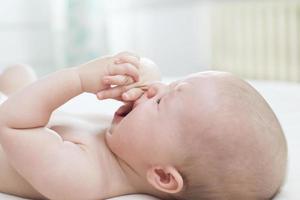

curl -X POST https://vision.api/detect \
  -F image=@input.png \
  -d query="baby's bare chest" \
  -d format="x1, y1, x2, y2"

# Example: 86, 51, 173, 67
47, 111, 112, 144
45, 113, 125, 198
0, 112, 117, 199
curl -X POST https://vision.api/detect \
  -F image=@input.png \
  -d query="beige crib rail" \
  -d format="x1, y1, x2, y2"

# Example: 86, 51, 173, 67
211, 1, 300, 82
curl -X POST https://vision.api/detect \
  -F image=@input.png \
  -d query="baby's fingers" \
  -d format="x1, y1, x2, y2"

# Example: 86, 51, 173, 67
122, 88, 144, 101
97, 85, 127, 100
109, 63, 139, 82
115, 55, 140, 69
103, 75, 134, 86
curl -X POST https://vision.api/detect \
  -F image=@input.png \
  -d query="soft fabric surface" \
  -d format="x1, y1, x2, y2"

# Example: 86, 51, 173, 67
0, 193, 160, 200
0, 80, 299, 200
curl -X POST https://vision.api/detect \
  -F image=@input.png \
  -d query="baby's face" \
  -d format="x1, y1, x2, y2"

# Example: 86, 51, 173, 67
106, 82, 190, 168
105, 72, 218, 172
106, 71, 287, 199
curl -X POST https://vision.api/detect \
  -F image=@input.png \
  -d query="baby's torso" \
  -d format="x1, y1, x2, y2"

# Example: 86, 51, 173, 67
0, 106, 118, 199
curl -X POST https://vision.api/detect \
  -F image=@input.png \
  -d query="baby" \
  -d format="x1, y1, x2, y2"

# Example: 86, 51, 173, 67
0, 52, 287, 200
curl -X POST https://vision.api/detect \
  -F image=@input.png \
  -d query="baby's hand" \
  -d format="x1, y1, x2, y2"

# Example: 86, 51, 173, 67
76, 52, 140, 94
97, 57, 161, 102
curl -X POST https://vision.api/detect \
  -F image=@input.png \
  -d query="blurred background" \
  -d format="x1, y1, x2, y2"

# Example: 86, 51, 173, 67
0, 0, 299, 81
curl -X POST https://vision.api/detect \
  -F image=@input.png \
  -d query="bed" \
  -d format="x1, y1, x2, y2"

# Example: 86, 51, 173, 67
0, 79, 299, 200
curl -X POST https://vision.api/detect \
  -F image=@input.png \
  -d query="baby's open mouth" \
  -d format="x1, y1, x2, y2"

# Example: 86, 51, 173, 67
112, 103, 134, 124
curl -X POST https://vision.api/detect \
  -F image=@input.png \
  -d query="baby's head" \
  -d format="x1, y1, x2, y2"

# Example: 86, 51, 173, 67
106, 71, 287, 200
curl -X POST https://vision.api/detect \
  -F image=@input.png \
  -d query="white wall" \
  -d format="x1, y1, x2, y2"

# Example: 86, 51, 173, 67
0, 0, 66, 75
0, 0, 212, 77
105, 0, 212, 77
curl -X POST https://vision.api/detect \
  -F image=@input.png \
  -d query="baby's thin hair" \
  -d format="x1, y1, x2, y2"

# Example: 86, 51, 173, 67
166, 72, 287, 200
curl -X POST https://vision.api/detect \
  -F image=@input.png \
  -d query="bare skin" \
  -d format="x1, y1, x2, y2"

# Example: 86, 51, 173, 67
0, 55, 161, 200
0, 106, 112, 199
0, 65, 114, 199
0, 65, 42, 199
0, 57, 286, 200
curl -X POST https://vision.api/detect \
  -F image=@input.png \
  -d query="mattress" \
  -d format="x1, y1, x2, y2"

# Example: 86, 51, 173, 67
1, 80, 299, 200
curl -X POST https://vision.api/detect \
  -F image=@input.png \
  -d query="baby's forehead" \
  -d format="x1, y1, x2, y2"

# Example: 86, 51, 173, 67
171, 71, 243, 91
168, 75, 219, 110
169, 71, 247, 112
170, 71, 215, 84
169, 73, 216, 92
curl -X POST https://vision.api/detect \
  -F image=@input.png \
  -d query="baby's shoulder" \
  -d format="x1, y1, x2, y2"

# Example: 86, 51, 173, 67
46, 126, 119, 198
49, 122, 108, 152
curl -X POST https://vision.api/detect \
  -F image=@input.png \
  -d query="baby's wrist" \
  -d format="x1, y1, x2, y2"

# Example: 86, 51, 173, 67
72, 66, 86, 93
73, 65, 95, 93
74, 61, 108, 94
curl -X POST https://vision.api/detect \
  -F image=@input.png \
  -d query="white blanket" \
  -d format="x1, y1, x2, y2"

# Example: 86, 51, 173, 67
1, 80, 299, 200
0, 193, 160, 200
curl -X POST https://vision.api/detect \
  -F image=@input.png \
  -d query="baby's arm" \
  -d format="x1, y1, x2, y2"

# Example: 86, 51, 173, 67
0, 52, 140, 199
1, 68, 82, 129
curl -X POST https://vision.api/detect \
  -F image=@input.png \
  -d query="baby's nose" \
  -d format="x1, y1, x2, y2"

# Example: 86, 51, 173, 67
146, 82, 169, 99
133, 82, 168, 108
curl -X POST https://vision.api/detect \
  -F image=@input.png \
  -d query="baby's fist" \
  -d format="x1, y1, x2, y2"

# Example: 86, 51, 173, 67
76, 52, 140, 94
97, 57, 161, 102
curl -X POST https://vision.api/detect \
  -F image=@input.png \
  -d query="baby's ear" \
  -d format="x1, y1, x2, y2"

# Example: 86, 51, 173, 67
146, 166, 184, 194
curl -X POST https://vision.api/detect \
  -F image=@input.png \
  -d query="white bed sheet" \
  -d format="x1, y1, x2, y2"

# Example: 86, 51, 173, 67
1, 80, 299, 200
